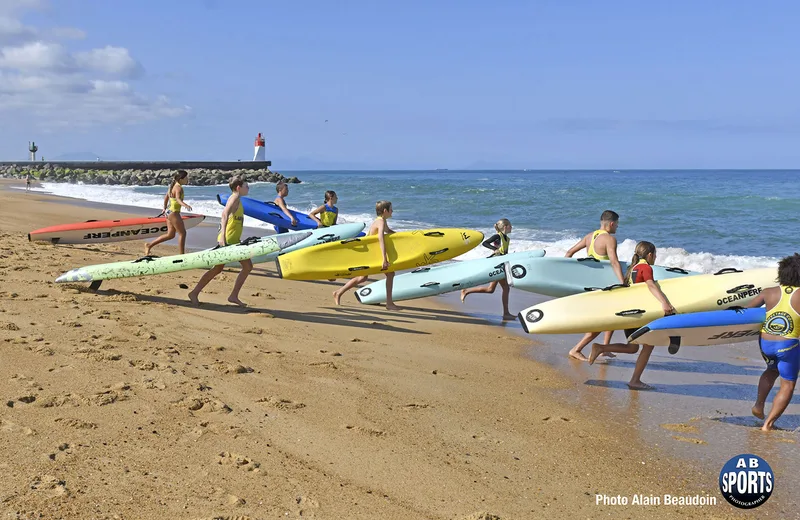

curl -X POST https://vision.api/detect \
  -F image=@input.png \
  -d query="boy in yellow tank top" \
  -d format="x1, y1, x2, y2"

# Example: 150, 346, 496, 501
746, 253, 800, 431
564, 210, 624, 361
188, 177, 252, 307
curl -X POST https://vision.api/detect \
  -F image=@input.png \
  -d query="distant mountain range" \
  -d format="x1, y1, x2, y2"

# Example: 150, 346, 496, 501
49, 152, 122, 161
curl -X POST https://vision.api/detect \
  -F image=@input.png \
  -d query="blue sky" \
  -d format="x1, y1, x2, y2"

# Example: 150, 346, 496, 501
1, 0, 799, 169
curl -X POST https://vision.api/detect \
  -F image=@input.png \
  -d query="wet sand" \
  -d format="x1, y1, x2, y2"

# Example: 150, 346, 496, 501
453, 271, 800, 501
0, 179, 785, 518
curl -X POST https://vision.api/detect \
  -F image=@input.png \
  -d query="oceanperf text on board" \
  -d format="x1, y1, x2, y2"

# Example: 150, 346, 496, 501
717, 287, 761, 306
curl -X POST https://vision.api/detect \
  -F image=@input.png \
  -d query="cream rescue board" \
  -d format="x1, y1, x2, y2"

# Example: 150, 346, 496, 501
518, 267, 777, 334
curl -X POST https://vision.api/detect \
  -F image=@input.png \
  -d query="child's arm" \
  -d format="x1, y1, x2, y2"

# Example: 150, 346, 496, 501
564, 236, 587, 258
274, 197, 298, 226
308, 204, 324, 227
482, 234, 500, 252
377, 218, 390, 269
644, 279, 675, 315
605, 236, 625, 284
747, 294, 766, 308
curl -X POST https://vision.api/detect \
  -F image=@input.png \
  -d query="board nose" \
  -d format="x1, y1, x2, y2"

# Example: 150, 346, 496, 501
276, 231, 311, 250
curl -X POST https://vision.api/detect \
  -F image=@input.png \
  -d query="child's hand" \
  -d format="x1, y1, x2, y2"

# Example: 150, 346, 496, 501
382, 259, 390, 271
291, 218, 298, 226
185, 204, 193, 211
662, 303, 676, 315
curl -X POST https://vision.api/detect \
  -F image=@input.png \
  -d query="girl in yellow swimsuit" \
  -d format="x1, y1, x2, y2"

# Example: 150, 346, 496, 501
145, 170, 192, 255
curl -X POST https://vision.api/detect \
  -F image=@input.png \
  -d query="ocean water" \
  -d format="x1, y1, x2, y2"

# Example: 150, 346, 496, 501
36, 169, 798, 273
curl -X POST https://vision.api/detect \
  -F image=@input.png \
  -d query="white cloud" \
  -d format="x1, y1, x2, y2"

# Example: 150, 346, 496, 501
0, 2, 188, 127
75, 46, 142, 78
0, 15, 36, 44
0, 40, 73, 70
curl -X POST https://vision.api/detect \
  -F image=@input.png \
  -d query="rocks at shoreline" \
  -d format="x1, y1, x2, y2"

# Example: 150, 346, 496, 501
0, 164, 301, 186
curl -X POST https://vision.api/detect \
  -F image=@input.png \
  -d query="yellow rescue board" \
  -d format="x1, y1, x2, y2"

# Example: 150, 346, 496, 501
518, 267, 777, 334
276, 228, 484, 280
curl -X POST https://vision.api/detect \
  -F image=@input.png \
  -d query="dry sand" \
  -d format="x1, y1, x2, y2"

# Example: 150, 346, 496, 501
0, 181, 761, 519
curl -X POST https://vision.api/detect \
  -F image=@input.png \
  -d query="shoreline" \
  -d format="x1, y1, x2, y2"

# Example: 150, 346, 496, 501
0, 178, 785, 518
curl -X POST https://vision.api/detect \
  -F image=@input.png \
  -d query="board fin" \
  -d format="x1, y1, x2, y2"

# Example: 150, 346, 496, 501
89, 280, 102, 291
668, 336, 681, 355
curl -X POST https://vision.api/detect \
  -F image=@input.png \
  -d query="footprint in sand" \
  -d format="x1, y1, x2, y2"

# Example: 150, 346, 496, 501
30, 475, 69, 498
182, 396, 233, 414
661, 423, 700, 434
308, 361, 337, 369
403, 403, 430, 410
217, 452, 262, 473
344, 425, 387, 437
672, 435, 707, 445
257, 396, 306, 410
54, 418, 97, 430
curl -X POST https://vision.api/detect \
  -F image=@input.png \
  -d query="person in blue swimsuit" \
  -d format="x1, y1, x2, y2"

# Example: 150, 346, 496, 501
747, 253, 800, 431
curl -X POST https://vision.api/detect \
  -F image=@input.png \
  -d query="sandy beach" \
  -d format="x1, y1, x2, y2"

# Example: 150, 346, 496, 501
0, 180, 783, 519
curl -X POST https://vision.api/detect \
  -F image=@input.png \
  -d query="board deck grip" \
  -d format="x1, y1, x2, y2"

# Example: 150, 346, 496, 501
615, 309, 645, 316
726, 284, 755, 294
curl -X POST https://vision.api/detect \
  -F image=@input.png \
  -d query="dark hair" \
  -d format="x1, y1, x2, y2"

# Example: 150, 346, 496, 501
600, 210, 619, 223
169, 169, 188, 191
229, 175, 246, 192
324, 190, 337, 203
276, 181, 287, 193
777, 253, 800, 287
624, 240, 656, 286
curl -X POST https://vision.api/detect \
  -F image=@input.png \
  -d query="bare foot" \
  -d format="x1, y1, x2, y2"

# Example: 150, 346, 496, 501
587, 343, 604, 365
228, 296, 247, 307
761, 422, 776, 432
460, 289, 467, 303
627, 381, 655, 390
601, 352, 617, 358
568, 350, 589, 362
502, 313, 516, 321
188, 291, 200, 306
751, 404, 765, 420
333, 290, 342, 306
144, 243, 152, 256
385, 303, 400, 311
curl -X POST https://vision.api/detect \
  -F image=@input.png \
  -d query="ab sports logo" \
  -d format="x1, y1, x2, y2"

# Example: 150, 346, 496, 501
719, 454, 774, 509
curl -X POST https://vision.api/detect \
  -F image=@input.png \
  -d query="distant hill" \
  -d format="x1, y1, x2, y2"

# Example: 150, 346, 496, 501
49, 152, 122, 161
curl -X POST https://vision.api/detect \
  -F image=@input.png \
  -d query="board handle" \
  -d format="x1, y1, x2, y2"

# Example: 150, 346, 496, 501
341, 238, 361, 244
714, 267, 743, 275
615, 309, 645, 316
348, 265, 369, 272
132, 255, 159, 263
317, 233, 335, 240
577, 257, 600, 263
420, 282, 440, 287
428, 248, 450, 255
602, 284, 627, 291
424, 231, 445, 237
664, 267, 690, 274
412, 267, 431, 273
726, 284, 755, 294
239, 236, 261, 246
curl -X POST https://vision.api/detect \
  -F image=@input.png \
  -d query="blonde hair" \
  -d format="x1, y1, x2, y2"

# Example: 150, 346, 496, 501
375, 200, 392, 215
229, 175, 246, 191
494, 218, 511, 233
624, 241, 656, 285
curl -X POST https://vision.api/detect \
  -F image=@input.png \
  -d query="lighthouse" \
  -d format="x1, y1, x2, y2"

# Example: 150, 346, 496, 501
253, 133, 266, 162
29, 141, 38, 161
